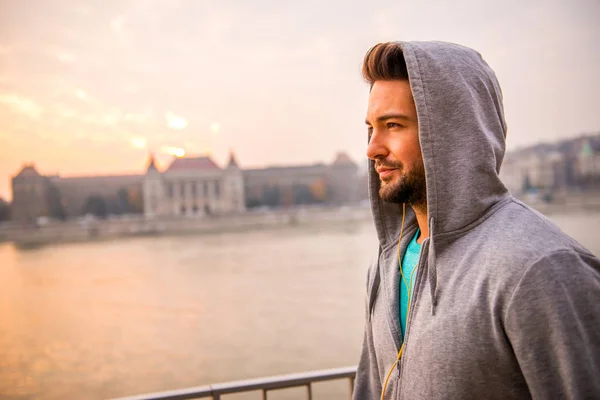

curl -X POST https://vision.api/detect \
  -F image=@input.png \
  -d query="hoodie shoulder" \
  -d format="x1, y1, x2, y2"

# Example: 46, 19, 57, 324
503, 247, 600, 398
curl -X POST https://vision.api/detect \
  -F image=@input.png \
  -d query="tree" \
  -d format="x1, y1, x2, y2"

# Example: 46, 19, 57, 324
46, 184, 66, 221
263, 185, 281, 208
293, 184, 315, 205
127, 187, 144, 214
82, 195, 108, 218
117, 188, 130, 213
245, 198, 262, 209
522, 173, 533, 193
309, 178, 327, 202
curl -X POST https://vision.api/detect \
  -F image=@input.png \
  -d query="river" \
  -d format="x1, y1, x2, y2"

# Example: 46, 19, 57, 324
1, 211, 598, 400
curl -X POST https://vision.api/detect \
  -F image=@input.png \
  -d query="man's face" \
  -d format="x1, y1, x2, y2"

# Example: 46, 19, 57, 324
365, 80, 426, 207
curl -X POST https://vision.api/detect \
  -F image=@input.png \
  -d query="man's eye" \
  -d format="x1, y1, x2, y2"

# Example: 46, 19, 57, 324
387, 122, 401, 129
367, 126, 373, 139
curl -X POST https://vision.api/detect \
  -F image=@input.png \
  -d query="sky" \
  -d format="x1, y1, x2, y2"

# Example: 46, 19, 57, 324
0, 0, 599, 201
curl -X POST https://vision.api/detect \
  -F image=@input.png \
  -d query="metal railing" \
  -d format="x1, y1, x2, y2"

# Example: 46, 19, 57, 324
112, 366, 357, 400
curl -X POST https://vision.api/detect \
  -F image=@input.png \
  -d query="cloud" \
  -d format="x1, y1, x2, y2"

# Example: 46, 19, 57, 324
210, 122, 221, 136
56, 51, 76, 64
101, 112, 121, 126
54, 105, 78, 119
123, 83, 139, 94
165, 111, 188, 130
74, 89, 90, 102
79, 111, 121, 127
162, 146, 185, 157
123, 110, 155, 124
0, 94, 44, 119
0, 45, 12, 56
129, 136, 147, 149
110, 15, 133, 45
204, 10, 233, 38
110, 15, 127, 34
45, 46, 76, 64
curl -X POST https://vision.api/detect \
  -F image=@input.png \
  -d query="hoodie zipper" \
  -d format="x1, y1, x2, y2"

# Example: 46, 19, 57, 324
396, 237, 430, 392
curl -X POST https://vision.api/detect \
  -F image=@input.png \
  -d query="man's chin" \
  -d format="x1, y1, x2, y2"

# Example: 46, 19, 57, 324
379, 184, 401, 203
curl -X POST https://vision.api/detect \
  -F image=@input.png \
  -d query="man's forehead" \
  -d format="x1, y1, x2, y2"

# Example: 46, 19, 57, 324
366, 81, 416, 123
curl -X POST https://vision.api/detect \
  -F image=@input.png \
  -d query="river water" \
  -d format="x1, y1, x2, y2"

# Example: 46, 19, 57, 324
1, 211, 598, 400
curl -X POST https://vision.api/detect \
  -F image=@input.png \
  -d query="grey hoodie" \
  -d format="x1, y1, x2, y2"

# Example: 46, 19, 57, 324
353, 41, 600, 400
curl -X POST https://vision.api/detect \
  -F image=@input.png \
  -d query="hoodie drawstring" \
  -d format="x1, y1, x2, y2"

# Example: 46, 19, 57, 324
428, 217, 438, 315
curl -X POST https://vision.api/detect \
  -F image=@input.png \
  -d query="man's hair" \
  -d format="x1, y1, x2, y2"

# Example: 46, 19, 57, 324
362, 42, 409, 84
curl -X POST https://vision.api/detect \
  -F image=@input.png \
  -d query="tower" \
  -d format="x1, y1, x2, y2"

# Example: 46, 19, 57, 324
143, 153, 164, 218
11, 164, 50, 224
224, 150, 245, 213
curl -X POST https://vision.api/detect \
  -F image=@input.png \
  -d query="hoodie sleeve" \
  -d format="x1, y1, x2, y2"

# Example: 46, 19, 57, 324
353, 257, 383, 400
504, 250, 600, 399
353, 316, 382, 399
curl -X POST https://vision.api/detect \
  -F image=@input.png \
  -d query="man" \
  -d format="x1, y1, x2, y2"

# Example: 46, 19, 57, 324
353, 41, 600, 400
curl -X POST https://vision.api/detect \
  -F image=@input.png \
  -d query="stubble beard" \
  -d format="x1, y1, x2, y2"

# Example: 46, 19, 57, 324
378, 160, 427, 210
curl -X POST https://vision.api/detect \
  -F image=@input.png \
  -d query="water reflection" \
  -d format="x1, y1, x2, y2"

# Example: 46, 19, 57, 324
0, 213, 598, 399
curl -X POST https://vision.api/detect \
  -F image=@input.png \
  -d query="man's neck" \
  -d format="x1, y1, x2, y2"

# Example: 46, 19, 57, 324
411, 204, 429, 244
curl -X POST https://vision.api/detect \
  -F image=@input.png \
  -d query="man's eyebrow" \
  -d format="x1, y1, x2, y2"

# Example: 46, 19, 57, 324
365, 114, 411, 125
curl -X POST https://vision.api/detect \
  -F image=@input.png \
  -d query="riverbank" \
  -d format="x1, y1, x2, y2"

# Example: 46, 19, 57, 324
0, 205, 373, 247
518, 190, 600, 215
2, 190, 599, 248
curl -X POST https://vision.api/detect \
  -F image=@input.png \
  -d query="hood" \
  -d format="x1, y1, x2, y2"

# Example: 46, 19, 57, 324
369, 41, 510, 249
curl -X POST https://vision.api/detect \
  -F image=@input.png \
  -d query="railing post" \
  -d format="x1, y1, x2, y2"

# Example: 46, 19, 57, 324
262, 389, 268, 400
349, 376, 355, 399
306, 383, 312, 400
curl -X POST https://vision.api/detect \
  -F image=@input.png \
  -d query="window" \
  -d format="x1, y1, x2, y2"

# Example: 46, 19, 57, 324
191, 182, 197, 198
180, 182, 185, 197
215, 181, 220, 198
148, 197, 155, 212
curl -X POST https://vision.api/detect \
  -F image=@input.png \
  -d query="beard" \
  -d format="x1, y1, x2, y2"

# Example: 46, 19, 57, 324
377, 159, 427, 208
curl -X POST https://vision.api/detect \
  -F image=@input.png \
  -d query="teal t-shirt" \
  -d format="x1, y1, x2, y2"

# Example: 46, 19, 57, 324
400, 229, 422, 341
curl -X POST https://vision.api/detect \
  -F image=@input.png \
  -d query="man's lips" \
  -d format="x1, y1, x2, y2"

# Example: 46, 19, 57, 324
377, 168, 397, 179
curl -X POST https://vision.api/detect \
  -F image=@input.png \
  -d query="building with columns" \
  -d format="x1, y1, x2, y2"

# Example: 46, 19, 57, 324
143, 152, 245, 218
9, 150, 361, 224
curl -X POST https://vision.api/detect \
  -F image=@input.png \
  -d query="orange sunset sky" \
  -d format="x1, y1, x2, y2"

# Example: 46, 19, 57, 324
1, 0, 599, 201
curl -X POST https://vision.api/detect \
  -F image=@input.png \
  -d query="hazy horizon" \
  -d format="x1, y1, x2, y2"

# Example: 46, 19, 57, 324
1, 0, 599, 201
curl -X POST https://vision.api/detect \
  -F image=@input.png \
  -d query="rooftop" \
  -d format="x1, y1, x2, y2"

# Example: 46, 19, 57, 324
14, 164, 42, 179
166, 156, 221, 172
332, 152, 356, 166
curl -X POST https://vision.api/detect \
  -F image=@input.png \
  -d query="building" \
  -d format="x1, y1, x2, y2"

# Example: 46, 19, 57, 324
11, 165, 143, 224
501, 150, 566, 194
499, 133, 600, 196
9, 150, 362, 223
327, 152, 361, 204
50, 174, 143, 218
0, 197, 9, 222
11, 164, 51, 224
143, 152, 245, 218
575, 137, 600, 188
243, 152, 360, 209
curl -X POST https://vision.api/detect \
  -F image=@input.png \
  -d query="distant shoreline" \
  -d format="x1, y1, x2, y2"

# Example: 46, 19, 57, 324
0, 205, 373, 248
518, 190, 600, 215
2, 191, 599, 248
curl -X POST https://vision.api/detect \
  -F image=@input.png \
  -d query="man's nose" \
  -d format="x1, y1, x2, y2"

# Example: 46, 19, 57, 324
366, 130, 388, 161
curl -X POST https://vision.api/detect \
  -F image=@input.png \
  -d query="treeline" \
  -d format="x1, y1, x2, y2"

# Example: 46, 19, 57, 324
81, 188, 143, 219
